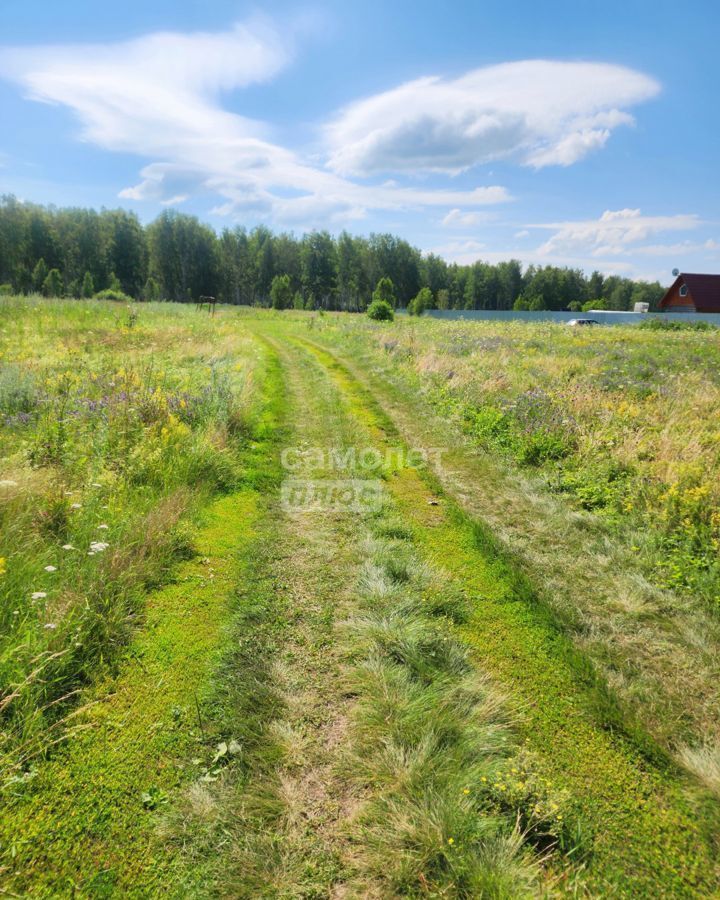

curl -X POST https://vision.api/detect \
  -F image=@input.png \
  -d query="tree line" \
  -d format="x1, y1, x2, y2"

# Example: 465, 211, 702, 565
0, 195, 665, 311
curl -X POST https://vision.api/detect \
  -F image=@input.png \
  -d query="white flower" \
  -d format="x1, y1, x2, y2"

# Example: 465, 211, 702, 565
88, 551, 95, 556
97, 524, 109, 530
70, 503, 82, 509
31, 591, 47, 600
0, 479, 18, 488
44, 565, 57, 572
43, 622, 57, 630
91, 483, 102, 488
62, 544, 74, 550
89, 541, 109, 552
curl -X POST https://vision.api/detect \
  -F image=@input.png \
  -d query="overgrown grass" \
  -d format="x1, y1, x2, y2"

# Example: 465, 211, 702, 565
346, 506, 577, 896
293, 327, 720, 895
0, 310, 289, 895
304, 313, 720, 770
325, 314, 720, 608
0, 297, 259, 770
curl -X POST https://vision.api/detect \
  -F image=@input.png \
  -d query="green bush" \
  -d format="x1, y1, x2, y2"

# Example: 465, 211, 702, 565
639, 317, 715, 332
0, 284, 13, 296
367, 299, 395, 321
408, 287, 433, 316
372, 277, 396, 308
94, 289, 135, 303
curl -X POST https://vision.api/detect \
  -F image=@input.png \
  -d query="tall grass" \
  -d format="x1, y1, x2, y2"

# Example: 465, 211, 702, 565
0, 298, 259, 771
332, 316, 720, 608
345, 501, 578, 895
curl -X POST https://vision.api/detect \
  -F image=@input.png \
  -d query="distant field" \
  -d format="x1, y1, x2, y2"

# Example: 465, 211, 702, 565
1, 299, 719, 897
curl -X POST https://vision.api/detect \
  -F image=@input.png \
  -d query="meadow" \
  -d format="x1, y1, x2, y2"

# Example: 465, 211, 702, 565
1, 298, 719, 897
330, 315, 720, 607
0, 298, 258, 771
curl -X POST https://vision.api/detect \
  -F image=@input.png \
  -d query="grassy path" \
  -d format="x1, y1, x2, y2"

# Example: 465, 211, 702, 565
283, 327, 720, 897
205, 333, 374, 896
226, 324, 556, 897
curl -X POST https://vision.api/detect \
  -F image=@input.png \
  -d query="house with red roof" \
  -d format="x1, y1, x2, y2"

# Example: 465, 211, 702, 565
659, 273, 720, 313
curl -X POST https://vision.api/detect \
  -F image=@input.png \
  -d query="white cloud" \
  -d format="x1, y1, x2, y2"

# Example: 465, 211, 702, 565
441, 208, 487, 227
0, 21, 509, 227
325, 61, 659, 177
430, 208, 716, 282
532, 208, 700, 257
1, 20, 287, 154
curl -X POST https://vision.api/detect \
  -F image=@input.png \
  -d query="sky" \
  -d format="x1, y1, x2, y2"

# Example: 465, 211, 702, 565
1, 0, 718, 284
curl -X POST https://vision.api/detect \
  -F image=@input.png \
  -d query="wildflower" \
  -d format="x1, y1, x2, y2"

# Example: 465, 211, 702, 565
91, 483, 102, 488
31, 591, 47, 600
0, 479, 18, 488
463, 788, 470, 795
89, 541, 109, 553
98, 524, 109, 530
44, 565, 57, 572
62, 544, 74, 550
70, 503, 82, 510
44, 623, 57, 630
0, 557, 6, 576
447, 838, 454, 846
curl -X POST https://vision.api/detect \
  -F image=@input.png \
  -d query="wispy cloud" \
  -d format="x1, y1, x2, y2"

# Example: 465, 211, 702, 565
441, 208, 489, 228
430, 208, 717, 282
325, 61, 659, 177
0, 20, 509, 226
531, 208, 701, 257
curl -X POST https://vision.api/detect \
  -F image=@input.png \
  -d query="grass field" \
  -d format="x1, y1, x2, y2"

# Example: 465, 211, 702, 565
1, 298, 719, 897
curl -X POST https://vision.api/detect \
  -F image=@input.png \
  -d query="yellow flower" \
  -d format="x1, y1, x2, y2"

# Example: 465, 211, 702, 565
463, 788, 470, 795
447, 838, 454, 846
0, 557, 6, 576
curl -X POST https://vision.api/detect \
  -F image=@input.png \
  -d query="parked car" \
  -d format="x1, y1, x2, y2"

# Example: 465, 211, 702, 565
567, 318, 600, 326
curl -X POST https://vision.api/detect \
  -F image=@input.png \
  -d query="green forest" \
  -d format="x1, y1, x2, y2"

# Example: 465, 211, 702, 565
0, 195, 665, 311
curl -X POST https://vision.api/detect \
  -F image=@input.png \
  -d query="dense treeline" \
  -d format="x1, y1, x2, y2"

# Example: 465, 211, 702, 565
0, 195, 665, 311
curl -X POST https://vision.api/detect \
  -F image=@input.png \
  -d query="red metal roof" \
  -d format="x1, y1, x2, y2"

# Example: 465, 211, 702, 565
660, 273, 720, 312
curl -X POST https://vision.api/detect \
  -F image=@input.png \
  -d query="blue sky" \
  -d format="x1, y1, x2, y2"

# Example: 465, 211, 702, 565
1, 0, 718, 284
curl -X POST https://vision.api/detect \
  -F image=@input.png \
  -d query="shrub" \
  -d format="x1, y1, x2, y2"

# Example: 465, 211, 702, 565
143, 277, 161, 302
42, 268, 63, 298
639, 318, 715, 332
81, 272, 95, 298
0, 284, 13, 296
270, 274, 292, 311
373, 277, 396, 308
94, 289, 135, 303
367, 299, 395, 322
408, 287, 433, 316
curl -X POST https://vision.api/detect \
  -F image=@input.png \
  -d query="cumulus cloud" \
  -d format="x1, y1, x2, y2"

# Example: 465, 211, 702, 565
326, 61, 659, 176
532, 208, 700, 257
0, 20, 509, 226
